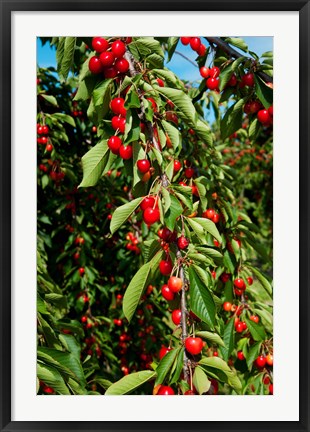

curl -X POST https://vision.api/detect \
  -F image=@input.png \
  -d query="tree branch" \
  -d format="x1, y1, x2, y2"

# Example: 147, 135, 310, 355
205, 37, 273, 84
124, 50, 169, 187
174, 50, 198, 68
192, 37, 273, 104
177, 248, 190, 381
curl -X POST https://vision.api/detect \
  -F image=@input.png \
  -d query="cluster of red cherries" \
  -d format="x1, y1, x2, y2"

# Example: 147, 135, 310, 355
180, 36, 207, 57
37, 123, 53, 152
88, 37, 130, 78
107, 97, 133, 159
125, 231, 141, 255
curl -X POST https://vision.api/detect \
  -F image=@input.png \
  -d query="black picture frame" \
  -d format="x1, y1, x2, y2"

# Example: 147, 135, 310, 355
1, 1, 309, 431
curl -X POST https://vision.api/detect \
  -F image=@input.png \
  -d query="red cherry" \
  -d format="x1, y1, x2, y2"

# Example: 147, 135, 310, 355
266, 354, 273, 366
173, 160, 182, 173
235, 322, 244, 333
159, 259, 173, 275
92, 126, 97, 133
39, 136, 48, 145
257, 109, 271, 124
263, 376, 270, 385
250, 100, 262, 113
213, 239, 220, 247
137, 159, 151, 174
159, 346, 172, 360
197, 44, 206, 56
119, 145, 133, 160
168, 276, 183, 293
88, 56, 103, 74
159, 227, 173, 242
37, 125, 44, 135
171, 309, 181, 325
184, 390, 196, 395
115, 58, 129, 73
177, 236, 189, 250
45, 144, 53, 152
200, 66, 210, 78
227, 74, 237, 86
157, 385, 175, 395
190, 37, 201, 52
140, 196, 156, 211
104, 66, 118, 79
107, 136, 122, 154
99, 51, 115, 67
237, 351, 245, 361
247, 276, 253, 285
156, 78, 165, 87
212, 212, 220, 223
79, 267, 85, 276
166, 112, 178, 125
161, 284, 175, 301
206, 77, 219, 90
234, 278, 245, 289
234, 288, 243, 296
184, 167, 194, 178
81, 316, 87, 323
185, 337, 203, 355
42, 125, 49, 135
242, 73, 255, 87
111, 116, 121, 131
256, 355, 266, 368
268, 105, 273, 116
244, 101, 252, 114
223, 302, 232, 312
118, 117, 126, 133
111, 40, 126, 58
110, 97, 126, 115
213, 351, 218, 357
211, 270, 216, 279
250, 315, 259, 324
242, 322, 247, 330
92, 37, 109, 53
269, 384, 273, 395
143, 207, 160, 225
220, 273, 230, 283
204, 208, 215, 220
209, 66, 220, 78
180, 37, 191, 45
146, 97, 157, 111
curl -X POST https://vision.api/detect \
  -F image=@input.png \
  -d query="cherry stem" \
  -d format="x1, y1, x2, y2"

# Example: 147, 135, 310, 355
124, 49, 169, 188
176, 246, 190, 381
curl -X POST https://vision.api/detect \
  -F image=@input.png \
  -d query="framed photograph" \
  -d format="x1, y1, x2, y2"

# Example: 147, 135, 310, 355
1, 1, 308, 431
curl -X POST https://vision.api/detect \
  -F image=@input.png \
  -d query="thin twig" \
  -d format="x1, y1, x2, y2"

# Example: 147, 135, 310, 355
174, 50, 199, 68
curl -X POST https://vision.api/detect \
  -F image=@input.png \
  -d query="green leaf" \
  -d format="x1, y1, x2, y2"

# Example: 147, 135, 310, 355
245, 264, 272, 295
132, 37, 164, 58
219, 63, 234, 91
79, 140, 110, 188
157, 87, 196, 126
165, 160, 174, 181
110, 197, 143, 235
248, 117, 262, 141
165, 194, 183, 231
170, 348, 184, 384
225, 37, 248, 52
254, 74, 273, 108
190, 217, 222, 243
246, 341, 262, 370
244, 317, 267, 342
161, 187, 171, 214
167, 37, 179, 62
199, 356, 242, 392
155, 348, 180, 385
223, 250, 235, 274
123, 253, 158, 322
219, 317, 235, 361
186, 217, 206, 244
51, 113, 76, 127
220, 97, 246, 140
193, 366, 211, 395
40, 94, 58, 107
195, 331, 225, 347
37, 347, 85, 386
37, 363, 70, 395
93, 79, 113, 107
231, 56, 247, 71
161, 120, 181, 151
189, 265, 215, 329
105, 370, 156, 395
58, 37, 76, 82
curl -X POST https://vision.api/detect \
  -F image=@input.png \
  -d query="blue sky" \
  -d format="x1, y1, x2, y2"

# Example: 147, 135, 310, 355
37, 36, 272, 83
